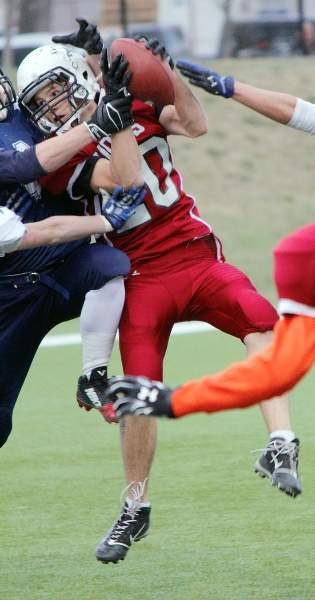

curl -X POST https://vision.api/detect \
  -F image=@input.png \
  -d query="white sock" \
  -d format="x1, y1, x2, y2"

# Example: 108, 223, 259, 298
270, 430, 295, 442
80, 277, 125, 377
126, 496, 151, 509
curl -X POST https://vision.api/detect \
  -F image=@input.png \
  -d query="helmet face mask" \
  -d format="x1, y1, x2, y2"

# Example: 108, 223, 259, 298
17, 44, 99, 135
0, 69, 16, 121
19, 66, 88, 134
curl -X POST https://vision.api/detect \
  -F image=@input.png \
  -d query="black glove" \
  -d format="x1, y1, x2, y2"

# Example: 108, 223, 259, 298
52, 18, 103, 55
176, 60, 235, 98
101, 48, 132, 96
86, 93, 134, 140
134, 35, 174, 70
102, 185, 146, 230
103, 375, 175, 418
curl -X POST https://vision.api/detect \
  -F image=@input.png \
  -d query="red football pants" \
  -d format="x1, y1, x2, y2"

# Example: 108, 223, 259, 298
119, 236, 278, 380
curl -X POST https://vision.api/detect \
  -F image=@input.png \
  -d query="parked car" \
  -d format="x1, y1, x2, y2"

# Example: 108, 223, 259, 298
221, 0, 315, 57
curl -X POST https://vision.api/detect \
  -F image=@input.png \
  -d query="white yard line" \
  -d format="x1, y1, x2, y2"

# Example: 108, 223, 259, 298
40, 322, 216, 348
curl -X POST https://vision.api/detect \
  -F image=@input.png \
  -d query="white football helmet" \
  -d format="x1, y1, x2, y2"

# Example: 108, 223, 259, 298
17, 44, 100, 134
0, 69, 16, 121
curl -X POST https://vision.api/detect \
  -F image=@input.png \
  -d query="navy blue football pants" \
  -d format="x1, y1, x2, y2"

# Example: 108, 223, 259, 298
0, 242, 130, 447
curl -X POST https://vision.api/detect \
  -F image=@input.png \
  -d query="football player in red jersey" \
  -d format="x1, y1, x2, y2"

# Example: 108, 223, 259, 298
107, 223, 315, 429
16, 27, 300, 563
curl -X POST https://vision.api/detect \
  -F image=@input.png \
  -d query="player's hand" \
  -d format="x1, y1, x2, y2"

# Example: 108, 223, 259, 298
103, 375, 175, 418
135, 35, 174, 70
98, 403, 118, 424
78, 397, 118, 423
101, 48, 132, 96
86, 93, 134, 140
52, 18, 103, 55
102, 185, 146, 230
176, 60, 235, 98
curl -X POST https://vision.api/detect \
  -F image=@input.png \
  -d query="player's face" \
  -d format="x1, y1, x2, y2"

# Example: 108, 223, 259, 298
34, 81, 74, 125
34, 81, 96, 128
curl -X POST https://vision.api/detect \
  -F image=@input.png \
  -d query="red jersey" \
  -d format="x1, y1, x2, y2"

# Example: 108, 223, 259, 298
41, 99, 213, 266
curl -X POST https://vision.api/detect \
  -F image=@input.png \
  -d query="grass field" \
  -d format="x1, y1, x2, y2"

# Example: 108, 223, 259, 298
1, 331, 315, 600
2, 55, 315, 599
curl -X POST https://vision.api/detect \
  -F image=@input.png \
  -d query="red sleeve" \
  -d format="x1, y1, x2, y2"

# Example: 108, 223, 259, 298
171, 316, 315, 417
40, 143, 97, 195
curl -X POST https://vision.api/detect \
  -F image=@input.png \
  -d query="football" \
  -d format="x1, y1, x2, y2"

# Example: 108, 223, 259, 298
110, 37, 175, 106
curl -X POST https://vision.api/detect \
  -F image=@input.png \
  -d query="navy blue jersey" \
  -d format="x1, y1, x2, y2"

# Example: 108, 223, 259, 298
0, 106, 86, 274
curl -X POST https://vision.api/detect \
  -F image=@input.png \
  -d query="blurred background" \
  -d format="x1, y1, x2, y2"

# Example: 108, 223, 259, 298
1, 0, 315, 70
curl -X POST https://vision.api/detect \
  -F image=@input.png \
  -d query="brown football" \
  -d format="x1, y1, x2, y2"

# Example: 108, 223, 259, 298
110, 37, 175, 106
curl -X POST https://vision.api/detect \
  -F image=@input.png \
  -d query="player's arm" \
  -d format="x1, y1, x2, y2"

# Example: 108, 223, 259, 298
176, 60, 315, 134
159, 70, 208, 137
89, 127, 143, 193
0, 91, 134, 186
67, 52, 143, 195
229, 81, 315, 134
34, 123, 100, 175
170, 316, 315, 417
232, 82, 297, 124
0, 126, 97, 185
20, 186, 145, 248
102, 315, 315, 419
18, 214, 111, 249
0, 186, 145, 254
131, 37, 207, 137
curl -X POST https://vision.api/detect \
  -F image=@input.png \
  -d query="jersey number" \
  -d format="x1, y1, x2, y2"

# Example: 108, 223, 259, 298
118, 136, 181, 232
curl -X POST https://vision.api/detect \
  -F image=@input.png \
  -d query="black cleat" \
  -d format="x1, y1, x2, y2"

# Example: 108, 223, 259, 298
77, 366, 118, 423
77, 366, 108, 410
254, 437, 302, 498
96, 502, 151, 564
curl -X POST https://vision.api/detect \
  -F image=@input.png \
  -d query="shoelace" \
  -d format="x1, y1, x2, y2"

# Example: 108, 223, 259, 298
109, 507, 138, 542
252, 439, 297, 464
119, 478, 148, 511
108, 479, 149, 542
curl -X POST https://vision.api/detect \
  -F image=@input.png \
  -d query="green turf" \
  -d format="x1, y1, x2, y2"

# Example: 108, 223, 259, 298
1, 332, 314, 600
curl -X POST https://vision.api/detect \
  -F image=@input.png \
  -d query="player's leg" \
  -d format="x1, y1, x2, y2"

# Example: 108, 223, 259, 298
52, 243, 130, 420
96, 271, 175, 564
0, 282, 56, 447
76, 276, 126, 421
187, 248, 301, 497
244, 331, 301, 497
0, 243, 126, 447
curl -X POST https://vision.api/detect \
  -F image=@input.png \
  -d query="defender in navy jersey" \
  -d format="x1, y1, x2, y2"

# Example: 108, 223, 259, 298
0, 63, 144, 447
